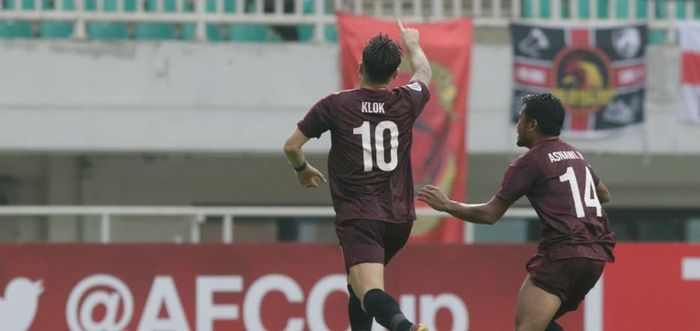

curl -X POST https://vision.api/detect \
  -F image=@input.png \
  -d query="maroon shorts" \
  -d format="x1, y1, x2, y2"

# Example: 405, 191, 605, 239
335, 219, 413, 272
526, 255, 605, 318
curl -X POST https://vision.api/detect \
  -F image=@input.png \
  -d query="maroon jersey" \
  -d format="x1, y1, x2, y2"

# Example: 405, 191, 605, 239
298, 81, 430, 223
496, 139, 615, 261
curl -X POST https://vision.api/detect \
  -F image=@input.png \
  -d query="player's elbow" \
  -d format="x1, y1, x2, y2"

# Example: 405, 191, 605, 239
283, 139, 300, 155
416, 68, 432, 86
475, 210, 500, 225
483, 214, 500, 225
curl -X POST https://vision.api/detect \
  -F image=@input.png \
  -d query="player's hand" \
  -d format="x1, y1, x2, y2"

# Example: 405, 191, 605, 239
417, 185, 451, 212
296, 164, 327, 189
396, 19, 420, 49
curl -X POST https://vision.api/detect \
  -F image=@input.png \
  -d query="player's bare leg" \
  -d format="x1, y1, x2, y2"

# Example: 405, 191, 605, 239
515, 275, 562, 331
347, 281, 373, 331
348, 262, 385, 303
349, 262, 427, 331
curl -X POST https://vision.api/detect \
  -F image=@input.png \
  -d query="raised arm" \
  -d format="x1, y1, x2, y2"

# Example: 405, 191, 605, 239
397, 19, 432, 86
417, 185, 510, 225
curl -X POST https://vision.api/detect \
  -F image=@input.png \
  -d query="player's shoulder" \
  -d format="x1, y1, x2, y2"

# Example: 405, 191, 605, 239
319, 88, 361, 105
393, 81, 427, 93
509, 151, 532, 167
334, 88, 360, 95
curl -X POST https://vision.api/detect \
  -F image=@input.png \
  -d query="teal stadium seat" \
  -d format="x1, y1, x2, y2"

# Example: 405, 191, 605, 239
647, 0, 700, 44
40, 0, 75, 38
181, 0, 232, 41
522, 0, 700, 44
85, 0, 133, 40
136, 0, 177, 40
522, 0, 646, 19
0, 0, 34, 39
298, 0, 337, 42
179, 0, 271, 42
229, 1, 275, 42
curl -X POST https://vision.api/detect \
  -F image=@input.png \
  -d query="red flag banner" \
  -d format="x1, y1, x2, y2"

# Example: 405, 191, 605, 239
336, 13, 472, 243
678, 22, 700, 123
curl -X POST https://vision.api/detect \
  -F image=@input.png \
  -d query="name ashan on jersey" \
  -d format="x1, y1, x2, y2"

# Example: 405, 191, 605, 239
361, 102, 385, 114
548, 150, 584, 163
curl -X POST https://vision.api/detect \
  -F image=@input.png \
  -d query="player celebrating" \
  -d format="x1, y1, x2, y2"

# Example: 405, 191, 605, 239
418, 93, 615, 331
283, 19, 431, 331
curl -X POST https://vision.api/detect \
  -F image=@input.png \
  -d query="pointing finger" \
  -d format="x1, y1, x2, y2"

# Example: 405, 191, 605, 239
396, 18, 405, 31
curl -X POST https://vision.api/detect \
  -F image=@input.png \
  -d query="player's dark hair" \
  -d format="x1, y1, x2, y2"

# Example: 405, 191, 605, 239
522, 93, 565, 136
362, 33, 403, 84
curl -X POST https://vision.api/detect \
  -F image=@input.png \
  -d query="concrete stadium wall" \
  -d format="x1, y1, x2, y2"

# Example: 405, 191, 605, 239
0, 41, 696, 153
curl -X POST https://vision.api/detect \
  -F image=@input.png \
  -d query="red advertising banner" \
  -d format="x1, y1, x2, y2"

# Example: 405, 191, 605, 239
337, 13, 472, 243
604, 244, 700, 331
1, 243, 699, 330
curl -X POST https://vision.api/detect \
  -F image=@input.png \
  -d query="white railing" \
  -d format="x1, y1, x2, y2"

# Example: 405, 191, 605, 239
0, 0, 696, 42
0, 205, 537, 244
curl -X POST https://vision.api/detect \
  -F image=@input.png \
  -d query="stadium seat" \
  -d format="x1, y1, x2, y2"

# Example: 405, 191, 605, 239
522, 0, 654, 19
181, 0, 231, 41
85, 0, 133, 40
136, 0, 177, 40
229, 1, 274, 42
232, 25, 276, 41
0, 0, 34, 39
40, 0, 75, 38
298, 0, 337, 42
521, 0, 682, 45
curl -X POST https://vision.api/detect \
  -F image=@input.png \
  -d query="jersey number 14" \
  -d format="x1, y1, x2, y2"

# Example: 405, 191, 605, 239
559, 166, 602, 218
353, 121, 399, 172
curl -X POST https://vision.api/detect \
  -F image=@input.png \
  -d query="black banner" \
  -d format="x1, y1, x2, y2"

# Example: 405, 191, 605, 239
511, 23, 647, 137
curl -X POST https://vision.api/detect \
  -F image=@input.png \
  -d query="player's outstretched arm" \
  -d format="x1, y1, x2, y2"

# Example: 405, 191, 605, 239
417, 185, 509, 225
283, 129, 327, 188
397, 19, 431, 86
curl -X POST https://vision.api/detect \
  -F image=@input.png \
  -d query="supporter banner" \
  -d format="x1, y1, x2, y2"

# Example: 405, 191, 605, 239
511, 23, 647, 138
678, 22, 700, 123
337, 13, 472, 243
2, 244, 700, 330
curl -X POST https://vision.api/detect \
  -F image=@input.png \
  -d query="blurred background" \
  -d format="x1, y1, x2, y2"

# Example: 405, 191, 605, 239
0, 0, 696, 245
0, 1, 698, 330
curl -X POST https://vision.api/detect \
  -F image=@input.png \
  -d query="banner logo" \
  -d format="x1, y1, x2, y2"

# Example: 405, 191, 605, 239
66, 274, 134, 331
552, 46, 615, 114
518, 28, 550, 58
0, 278, 43, 331
511, 23, 647, 135
612, 27, 642, 59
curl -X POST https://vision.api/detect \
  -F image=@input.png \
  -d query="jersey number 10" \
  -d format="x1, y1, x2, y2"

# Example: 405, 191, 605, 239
559, 166, 602, 218
353, 121, 399, 172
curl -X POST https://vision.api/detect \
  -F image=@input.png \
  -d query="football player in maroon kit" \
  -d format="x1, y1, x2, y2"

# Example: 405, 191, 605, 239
284, 20, 431, 331
418, 93, 615, 331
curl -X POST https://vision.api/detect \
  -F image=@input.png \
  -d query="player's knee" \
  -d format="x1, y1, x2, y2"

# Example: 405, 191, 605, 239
515, 319, 546, 331
515, 325, 535, 331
